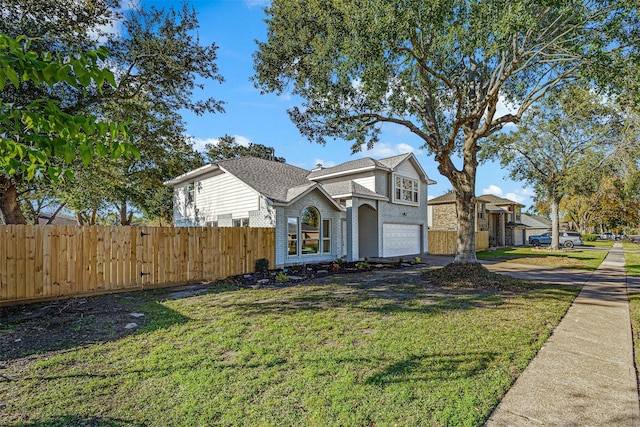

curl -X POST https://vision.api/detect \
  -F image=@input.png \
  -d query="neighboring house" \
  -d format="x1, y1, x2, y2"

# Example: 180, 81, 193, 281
428, 193, 528, 246
521, 213, 552, 240
164, 153, 436, 267
38, 212, 77, 225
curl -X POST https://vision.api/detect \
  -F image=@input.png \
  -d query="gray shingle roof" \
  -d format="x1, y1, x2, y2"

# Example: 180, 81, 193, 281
479, 194, 524, 207
428, 193, 492, 205
377, 153, 412, 170
217, 157, 312, 203
320, 181, 387, 200
307, 157, 390, 180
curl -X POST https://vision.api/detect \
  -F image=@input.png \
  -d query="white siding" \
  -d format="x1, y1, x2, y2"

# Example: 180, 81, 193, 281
395, 159, 421, 179
173, 171, 263, 226
352, 175, 375, 192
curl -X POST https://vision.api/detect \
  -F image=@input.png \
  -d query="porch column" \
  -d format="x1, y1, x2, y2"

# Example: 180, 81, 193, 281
346, 199, 359, 262
499, 214, 506, 246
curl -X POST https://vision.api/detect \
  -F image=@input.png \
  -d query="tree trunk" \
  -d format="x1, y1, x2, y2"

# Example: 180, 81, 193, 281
436, 131, 479, 264
454, 187, 477, 263
550, 197, 562, 250
0, 176, 27, 224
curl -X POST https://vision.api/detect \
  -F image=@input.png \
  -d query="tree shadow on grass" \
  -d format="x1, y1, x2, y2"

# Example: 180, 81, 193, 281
224, 281, 577, 317
365, 351, 500, 385
11, 414, 145, 427
0, 283, 236, 362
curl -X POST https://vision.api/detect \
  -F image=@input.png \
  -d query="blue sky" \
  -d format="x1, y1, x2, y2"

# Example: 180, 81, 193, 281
139, 0, 535, 207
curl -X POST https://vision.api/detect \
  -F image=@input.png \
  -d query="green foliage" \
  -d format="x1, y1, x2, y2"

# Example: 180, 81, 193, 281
583, 233, 598, 242
356, 260, 370, 270
275, 271, 289, 283
0, 33, 135, 181
205, 134, 285, 163
253, 0, 637, 261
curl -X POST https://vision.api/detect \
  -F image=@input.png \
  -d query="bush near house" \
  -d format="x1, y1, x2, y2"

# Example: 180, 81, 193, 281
582, 233, 597, 242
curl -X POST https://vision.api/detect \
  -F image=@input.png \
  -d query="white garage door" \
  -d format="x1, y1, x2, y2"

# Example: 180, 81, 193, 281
514, 229, 524, 246
383, 224, 421, 257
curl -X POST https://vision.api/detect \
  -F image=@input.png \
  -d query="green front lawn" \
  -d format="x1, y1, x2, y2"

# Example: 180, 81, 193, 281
583, 240, 615, 249
625, 250, 640, 278
477, 247, 607, 271
0, 279, 578, 427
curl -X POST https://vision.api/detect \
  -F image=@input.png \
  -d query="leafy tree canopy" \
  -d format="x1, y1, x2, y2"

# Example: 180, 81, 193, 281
253, 0, 638, 262
205, 135, 285, 163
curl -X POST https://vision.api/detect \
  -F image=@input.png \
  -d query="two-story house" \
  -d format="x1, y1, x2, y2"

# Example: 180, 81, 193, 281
428, 193, 527, 246
164, 153, 436, 267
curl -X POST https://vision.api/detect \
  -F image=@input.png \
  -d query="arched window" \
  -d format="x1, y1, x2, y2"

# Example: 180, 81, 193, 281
301, 206, 320, 254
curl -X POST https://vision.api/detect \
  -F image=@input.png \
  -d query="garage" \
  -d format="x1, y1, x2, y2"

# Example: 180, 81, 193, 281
513, 228, 524, 246
382, 223, 421, 257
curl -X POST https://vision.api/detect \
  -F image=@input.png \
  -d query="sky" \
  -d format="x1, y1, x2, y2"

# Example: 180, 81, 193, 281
138, 0, 535, 207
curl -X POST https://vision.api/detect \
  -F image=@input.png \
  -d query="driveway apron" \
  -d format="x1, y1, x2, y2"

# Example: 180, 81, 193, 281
486, 241, 640, 426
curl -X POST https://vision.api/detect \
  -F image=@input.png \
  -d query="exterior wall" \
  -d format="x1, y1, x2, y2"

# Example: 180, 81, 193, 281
249, 197, 276, 228
377, 182, 428, 256
314, 171, 376, 192
358, 203, 379, 258
173, 171, 263, 226
431, 204, 457, 230
274, 189, 343, 267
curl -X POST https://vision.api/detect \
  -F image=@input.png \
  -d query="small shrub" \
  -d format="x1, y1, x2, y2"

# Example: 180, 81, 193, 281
583, 233, 597, 242
255, 258, 269, 273
275, 271, 288, 283
356, 260, 370, 270
414, 256, 421, 264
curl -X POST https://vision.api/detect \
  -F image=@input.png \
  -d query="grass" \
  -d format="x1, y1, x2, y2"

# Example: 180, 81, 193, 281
582, 240, 615, 249
476, 246, 608, 271
623, 240, 640, 251
625, 249, 640, 395
0, 277, 578, 427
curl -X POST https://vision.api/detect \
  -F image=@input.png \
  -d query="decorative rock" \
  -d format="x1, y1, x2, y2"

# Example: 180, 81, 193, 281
401, 263, 412, 267
243, 274, 252, 278
374, 264, 385, 268
316, 270, 329, 275
288, 275, 303, 281
124, 323, 138, 330
257, 279, 270, 284
14, 338, 22, 343
130, 313, 145, 318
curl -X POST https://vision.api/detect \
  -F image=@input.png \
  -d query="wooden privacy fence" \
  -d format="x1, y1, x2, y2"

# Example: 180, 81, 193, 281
0, 225, 275, 305
428, 230, 490, 255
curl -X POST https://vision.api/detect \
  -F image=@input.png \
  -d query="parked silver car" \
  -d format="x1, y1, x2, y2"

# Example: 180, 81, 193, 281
529, 231, 583, 248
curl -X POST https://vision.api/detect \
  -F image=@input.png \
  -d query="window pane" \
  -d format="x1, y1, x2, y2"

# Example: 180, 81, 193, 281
322, 219, 330, 238
302, 239, 319, 254
323, 239, 331, 253
287, 218, 298, 256
301, 207, 320, 254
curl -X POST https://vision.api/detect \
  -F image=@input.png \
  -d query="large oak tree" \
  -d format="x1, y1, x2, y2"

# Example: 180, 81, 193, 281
253, 0, 638, 262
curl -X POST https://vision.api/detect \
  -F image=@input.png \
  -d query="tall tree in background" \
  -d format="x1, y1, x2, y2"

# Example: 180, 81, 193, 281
1, 1, 222, 225
254, 0, 638, 263
483, 87, 626, 249
205, 135, 285, 163
0, 33, 133, 224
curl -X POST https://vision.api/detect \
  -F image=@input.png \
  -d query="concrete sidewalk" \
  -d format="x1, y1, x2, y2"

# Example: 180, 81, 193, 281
487, 241, 640, 426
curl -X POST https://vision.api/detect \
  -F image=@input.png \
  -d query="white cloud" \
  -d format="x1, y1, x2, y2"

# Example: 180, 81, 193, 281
481, 184, 504, 197
492, 96, 519, 128
360, 142, 418, 158
481, 185, 535, 205
190, 134, 253, 153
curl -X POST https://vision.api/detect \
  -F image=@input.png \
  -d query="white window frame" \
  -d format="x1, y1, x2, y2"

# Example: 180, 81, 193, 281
392, 174, 419, 206
322, 219, 331, 254
233, 218, 249, 227
287, 217, 298, 256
